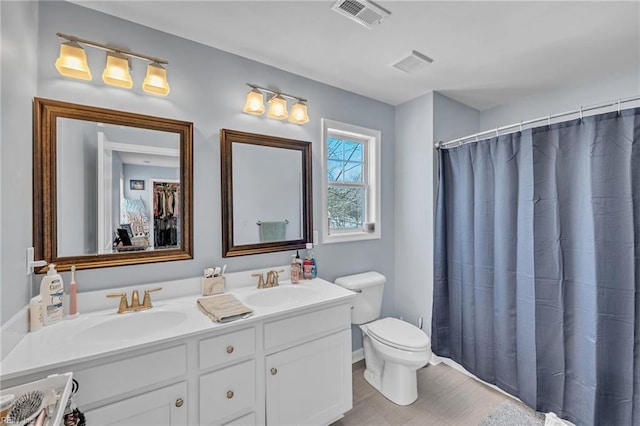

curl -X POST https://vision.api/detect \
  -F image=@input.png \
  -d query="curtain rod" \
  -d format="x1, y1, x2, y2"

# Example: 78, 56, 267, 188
436, 94, 640, 150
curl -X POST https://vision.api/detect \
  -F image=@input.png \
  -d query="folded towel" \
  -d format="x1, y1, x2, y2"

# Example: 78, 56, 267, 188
259, 221, 287, 242
197, 294, 254, 323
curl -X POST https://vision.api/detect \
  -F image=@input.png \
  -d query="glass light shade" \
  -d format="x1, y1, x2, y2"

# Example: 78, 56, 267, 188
55, 41, 92, 81
102, 52, 133, 89
288, 101, 310, 124
143, 63, 170, 96
242, 88, 265, 115
267, 94, 288, 120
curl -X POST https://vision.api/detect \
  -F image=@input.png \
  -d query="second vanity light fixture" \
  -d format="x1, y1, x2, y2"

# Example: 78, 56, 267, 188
242, 83, 310, 125
54, 32, 170, 96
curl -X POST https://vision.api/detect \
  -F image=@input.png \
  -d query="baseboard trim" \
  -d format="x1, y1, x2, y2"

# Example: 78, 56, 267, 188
352, 348, 364, 364
1, 306, 29, 359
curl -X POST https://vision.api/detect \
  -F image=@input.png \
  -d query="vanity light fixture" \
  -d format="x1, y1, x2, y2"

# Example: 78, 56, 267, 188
242, 87, 266, 115
54, 33, 170, 96
288, 100, 310, 124
242, 83, 310, 125
55, 41, 92, 81
102, 52, 133, 88
267, 94, 289, 120
143, 62, 171, 96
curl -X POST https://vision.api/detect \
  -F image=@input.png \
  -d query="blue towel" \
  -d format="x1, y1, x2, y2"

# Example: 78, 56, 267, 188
259, 221, 286, 242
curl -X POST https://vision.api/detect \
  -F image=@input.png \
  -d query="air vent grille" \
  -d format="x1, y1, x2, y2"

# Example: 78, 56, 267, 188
392, 50, 434, 73
331, 0, 391, 29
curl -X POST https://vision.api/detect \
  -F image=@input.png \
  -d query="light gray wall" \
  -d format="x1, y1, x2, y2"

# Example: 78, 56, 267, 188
393, 92, 434, 332
480, 68, 640, 130
1, 1, 38, 325
1, 2, 396, 353
112, 152, 123, 232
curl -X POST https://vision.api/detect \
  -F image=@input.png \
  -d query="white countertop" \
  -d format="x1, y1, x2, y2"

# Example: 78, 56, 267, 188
0, 277, 355, 382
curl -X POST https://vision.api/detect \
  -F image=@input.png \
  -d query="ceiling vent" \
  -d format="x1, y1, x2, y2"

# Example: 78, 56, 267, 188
331, 0, 391, 29
392, 50, 434, 73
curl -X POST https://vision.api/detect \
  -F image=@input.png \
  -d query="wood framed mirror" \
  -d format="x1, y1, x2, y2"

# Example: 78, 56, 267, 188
221, 129, 312, 257
33, 98, 193, 272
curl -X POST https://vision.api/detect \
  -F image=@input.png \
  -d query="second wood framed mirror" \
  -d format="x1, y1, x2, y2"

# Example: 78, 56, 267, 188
221, 129, 312, 257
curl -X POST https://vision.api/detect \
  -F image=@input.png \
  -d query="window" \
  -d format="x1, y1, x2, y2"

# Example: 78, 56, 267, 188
321, 119, 381, 243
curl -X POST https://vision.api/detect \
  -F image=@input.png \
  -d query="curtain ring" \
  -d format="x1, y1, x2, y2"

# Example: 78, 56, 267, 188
547, 115, 551, 128
519, 121, 523, 132
579, 106, 583, 122
618, 98, 621, 115
495, 127, 499, 137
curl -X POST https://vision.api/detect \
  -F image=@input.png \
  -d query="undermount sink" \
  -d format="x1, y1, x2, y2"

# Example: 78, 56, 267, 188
244, 285, 316, 308
75, 310, 187, 342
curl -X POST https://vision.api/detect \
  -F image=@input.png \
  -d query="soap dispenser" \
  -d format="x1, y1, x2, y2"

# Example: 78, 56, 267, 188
40, 263, 64, 325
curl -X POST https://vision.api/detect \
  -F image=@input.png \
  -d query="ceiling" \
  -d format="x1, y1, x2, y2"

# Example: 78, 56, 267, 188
69, 1, 639, 110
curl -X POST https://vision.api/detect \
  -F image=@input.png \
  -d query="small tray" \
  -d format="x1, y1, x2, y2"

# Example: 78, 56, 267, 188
2, 372, 73, 426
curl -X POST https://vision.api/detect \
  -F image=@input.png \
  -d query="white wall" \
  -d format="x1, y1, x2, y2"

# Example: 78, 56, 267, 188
1, 1, 396, 355
1, 1, 38, 328
393, 93, 434, 331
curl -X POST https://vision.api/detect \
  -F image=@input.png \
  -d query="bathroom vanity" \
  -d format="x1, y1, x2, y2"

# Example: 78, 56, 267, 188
0, 277, 355, 425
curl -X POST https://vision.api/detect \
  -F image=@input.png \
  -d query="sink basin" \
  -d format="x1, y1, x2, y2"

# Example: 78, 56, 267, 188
75, 310, 187, 343
244, 285, 316, 308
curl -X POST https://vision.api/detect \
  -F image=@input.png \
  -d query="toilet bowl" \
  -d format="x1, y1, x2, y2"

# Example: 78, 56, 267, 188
334, 272, 432, 406
360, 317, 431, 405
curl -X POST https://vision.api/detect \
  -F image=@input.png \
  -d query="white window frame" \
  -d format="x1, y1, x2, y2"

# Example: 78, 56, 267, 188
321, 118, 381, 244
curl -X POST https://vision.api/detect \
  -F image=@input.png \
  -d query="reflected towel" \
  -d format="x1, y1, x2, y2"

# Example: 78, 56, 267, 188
259, 221, 286, 242
197, 294, 254, 323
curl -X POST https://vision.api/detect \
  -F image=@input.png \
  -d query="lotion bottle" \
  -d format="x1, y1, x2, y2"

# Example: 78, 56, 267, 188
40, 263, 64, 326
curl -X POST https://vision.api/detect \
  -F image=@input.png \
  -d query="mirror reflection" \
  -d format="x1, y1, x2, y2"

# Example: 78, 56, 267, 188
57, 119, 181, 256
220, 129, 312, 257
232, 143, 302, 245
33, 98, 193, 272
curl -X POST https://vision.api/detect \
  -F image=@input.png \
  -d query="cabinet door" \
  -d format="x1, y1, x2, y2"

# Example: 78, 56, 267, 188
266, 330, 352, 426
84, 382, 187, 426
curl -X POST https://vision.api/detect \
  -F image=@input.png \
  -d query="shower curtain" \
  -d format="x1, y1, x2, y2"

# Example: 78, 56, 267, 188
432, 107, 640, 425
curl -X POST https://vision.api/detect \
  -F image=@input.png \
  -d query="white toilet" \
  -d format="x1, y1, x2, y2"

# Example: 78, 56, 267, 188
335, 271, 432, 406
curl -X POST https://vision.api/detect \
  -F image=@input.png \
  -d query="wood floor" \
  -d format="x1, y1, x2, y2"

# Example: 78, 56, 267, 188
333, 361, 515, 426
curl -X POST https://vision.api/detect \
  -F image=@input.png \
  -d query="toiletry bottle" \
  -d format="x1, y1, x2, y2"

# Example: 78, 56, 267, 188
68, 265, 79, 318
40, 263, 64, 326
305, 242, 317, 279
291, 255, 300, 284
29, 295, 44, 332
303, 246, 313, 280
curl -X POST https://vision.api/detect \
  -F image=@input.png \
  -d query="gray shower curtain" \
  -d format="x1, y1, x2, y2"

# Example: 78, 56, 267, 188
432, 107, 640, 426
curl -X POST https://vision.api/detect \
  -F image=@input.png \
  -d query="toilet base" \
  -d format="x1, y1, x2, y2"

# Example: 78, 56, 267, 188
363, 362, 419, 406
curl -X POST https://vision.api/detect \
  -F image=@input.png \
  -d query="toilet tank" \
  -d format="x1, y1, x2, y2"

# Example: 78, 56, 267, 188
334, 271, 386, 325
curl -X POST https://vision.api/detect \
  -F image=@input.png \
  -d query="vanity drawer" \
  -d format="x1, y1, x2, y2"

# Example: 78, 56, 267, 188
199, 327, 255, 370
199, 359, 255, 425
74, 345, 187, 407
264, 304, 351, 351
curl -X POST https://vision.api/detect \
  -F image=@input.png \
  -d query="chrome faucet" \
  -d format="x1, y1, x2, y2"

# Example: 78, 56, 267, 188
106, 287, 162, 314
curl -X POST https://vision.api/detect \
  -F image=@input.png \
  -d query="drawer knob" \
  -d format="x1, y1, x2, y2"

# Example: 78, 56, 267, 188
175, 398, 184, 408
226, 345, 234, 354
227, 390, 234, 399
270, 368, 278, 375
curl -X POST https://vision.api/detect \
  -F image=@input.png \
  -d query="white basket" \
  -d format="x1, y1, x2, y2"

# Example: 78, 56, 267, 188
2, 372, 73, 426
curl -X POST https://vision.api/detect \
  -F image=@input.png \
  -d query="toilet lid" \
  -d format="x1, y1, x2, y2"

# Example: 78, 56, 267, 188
367, 317, 430, 351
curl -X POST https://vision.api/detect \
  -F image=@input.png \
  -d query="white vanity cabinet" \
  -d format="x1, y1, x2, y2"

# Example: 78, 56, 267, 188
1, 280, 355, 426
84, 381, 188, 425
263, 304, 353, 426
